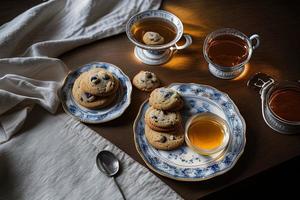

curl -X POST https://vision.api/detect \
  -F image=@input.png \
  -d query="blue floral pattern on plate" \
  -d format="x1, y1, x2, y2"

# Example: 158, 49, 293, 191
133, 83, 246, 181
60, 62, 132, 123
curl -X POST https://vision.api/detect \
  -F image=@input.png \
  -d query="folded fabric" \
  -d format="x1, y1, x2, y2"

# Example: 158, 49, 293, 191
0, 0, 161, 143
0, 0, 183, 199
0, 107, 182, 200
0, 0, 162, 58
0, 57, 68, 142
0, 0, 184, 199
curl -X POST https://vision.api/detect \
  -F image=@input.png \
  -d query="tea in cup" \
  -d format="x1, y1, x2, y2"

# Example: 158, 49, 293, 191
126, 10, 192, 65
203, 28, 260, 79
248, 72, 300, 134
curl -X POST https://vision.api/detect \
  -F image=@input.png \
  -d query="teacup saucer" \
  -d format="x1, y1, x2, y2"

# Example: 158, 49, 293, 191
60, 62, 132, 123
134, 47, 173, 65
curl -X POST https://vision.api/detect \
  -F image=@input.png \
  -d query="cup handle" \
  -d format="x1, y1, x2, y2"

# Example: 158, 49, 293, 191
247, 72, 274, 94
250, 34, 260, 50
170, 34, 192, 51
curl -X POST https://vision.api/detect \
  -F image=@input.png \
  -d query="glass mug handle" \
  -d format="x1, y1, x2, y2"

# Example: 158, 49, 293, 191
170, 34, 192, 51
250, 34, 260, 50
247, 72, 274, 94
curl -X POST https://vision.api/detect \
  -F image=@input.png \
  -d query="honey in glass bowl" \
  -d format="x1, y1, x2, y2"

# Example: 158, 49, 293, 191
185, 112, 230, 155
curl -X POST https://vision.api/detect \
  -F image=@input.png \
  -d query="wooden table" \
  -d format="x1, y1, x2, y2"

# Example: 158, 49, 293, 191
1, 0, 300, 199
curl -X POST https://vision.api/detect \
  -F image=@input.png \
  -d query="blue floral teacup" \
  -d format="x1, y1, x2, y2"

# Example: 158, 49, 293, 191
126, 10, 192, 65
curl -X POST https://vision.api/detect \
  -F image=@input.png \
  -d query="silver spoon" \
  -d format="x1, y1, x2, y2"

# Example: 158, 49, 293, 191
96, 150, 126, 200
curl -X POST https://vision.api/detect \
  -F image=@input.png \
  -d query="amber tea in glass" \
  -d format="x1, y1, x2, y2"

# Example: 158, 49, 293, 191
185, 112, 230, 155
207, 35, 249, 67
248, 72, 300, 134
203, 28, 260, 79
268, 87, 300, 122
126, 10, 192, 65
131, 18, 177, 45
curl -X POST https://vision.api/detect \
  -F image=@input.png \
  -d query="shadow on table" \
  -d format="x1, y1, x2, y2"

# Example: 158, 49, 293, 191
163, 22, 207, 72
202, 155, 300, 199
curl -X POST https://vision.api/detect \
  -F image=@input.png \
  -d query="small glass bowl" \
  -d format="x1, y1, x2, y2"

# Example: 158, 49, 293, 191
185, 113, 231, 155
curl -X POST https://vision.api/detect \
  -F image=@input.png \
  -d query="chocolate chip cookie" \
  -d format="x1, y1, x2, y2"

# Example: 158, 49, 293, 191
80, 68, 119, 96
145, 107, 182, 132
143, 31, 165, 45
145, 124, 184, 150
149, 87, 183, 111
133, 71, 160, 92
72, 73, 116, 109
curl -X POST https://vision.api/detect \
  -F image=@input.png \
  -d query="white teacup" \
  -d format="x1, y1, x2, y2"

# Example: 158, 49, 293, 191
126, 10, 192, 65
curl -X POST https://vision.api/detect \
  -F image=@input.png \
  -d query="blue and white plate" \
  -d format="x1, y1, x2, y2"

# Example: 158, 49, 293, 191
133, 83, 246, 181
60, 62, 132, 123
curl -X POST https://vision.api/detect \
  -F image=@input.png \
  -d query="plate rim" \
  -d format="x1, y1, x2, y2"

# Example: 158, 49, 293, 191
133, 82, 246, 181
59, 61, 132, 124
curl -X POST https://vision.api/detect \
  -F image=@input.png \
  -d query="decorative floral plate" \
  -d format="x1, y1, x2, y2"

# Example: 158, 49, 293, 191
60, 62, 132, 123
133, 83, 246, 181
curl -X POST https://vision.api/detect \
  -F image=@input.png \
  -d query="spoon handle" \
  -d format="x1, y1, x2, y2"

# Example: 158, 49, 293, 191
113, 177, 126, 200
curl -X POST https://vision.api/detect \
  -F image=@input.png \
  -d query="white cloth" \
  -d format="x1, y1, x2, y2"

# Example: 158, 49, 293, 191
0, 0, 161, 142
0, 57, 68, 141
0, 107, 182, 200
0, 0, 183, 199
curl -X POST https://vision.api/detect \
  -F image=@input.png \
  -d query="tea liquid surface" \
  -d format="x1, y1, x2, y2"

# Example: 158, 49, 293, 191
187, 114, 225, 150
131, 18, 177, 45
207, 35, 249, 67
269, 88, 300, 122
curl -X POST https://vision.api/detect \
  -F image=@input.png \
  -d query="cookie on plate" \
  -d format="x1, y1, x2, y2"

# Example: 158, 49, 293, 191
133, 71, 160, 92
145, 124, 184, 150
149, 87, 183, 111
145, 107, 182, 132
80, 68, 119, 96
72, 74, 116, 109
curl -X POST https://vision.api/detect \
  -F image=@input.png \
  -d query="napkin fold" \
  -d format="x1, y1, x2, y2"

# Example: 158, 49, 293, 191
0, 57, 68, 142
0, 107, 182, 200
0, 0, 183, 199
0, 0, 161, 143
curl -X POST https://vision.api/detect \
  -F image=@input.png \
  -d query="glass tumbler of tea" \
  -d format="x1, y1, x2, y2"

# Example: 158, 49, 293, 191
247, 72, 300, 134
203, 28, 260, 79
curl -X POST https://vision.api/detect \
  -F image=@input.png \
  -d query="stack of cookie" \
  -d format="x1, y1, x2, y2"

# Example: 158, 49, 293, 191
145, 87, 185, 150
72, 68, 119, 109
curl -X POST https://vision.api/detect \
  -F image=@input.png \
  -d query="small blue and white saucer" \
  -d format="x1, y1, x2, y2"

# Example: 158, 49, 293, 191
60, 62, 132, 123
133, 83, 246, 181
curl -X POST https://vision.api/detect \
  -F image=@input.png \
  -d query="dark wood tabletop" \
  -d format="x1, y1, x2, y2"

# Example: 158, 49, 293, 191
1, 0, 300, 199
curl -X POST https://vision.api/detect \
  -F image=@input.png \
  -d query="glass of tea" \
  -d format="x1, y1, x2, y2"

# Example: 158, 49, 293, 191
126, 10, 192, 65
185, 112, 230, 155
248, 72, 300, 134
203, 28, 260, 79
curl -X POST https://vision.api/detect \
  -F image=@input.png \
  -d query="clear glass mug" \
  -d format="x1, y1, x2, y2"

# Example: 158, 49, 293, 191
203, 28, 260, 79
247, 72, 300, 134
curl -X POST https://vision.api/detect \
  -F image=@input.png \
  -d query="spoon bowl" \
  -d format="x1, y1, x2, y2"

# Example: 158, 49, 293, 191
96, 150, 126, 200
96, 150, 119, 177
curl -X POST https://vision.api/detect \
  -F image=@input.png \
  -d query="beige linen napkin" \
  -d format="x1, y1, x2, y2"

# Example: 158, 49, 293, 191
0, 107, 182, 200
0, 0, 183, 199
0, 0, 161, 143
